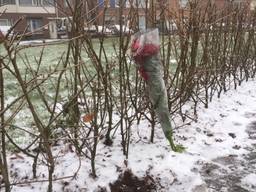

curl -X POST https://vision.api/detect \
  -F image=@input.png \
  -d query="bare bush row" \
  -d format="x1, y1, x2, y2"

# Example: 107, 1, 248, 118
0, 1, 256, 191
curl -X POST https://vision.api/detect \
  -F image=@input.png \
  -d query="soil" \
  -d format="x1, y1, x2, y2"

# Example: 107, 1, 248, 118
109, 170, 157, 192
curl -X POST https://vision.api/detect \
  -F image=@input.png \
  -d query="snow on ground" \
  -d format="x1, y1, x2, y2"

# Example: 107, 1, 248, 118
18, 39, 65, 45
5, 79, 256, 192
242, 174, 256, 190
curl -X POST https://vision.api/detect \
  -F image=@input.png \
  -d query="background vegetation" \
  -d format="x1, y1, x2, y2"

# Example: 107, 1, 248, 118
0, 0, 256, 191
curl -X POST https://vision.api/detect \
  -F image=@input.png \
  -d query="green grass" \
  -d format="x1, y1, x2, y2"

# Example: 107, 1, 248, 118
1, 37, 177, 136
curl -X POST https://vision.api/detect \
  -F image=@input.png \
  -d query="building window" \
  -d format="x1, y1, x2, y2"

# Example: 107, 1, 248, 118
64, 0, 72, 7
231, 0, 245, 8
180, 0, 187, 8
19, 0, 53, 6
42, 0, 54, 6
251, 1, 256, 10
139, 16, 145, 30
19, 0, 32, 6
142, 0, 147, 7
115, 0, 130, 8
0, 19, 12, 26
0, 0, 16, 5
98, 0, 104, 8
133, 0, 146, 8
27, 18, 43, 32
109, 0, 115, 7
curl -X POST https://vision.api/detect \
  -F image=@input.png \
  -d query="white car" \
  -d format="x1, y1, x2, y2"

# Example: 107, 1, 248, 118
96, 25, 112, 34
110, 25, 133, 34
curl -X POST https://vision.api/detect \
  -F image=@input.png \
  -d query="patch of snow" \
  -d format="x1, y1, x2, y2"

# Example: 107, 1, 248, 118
18, 39, 64, 46
170, 59, 177, 64
5, 79, 256, 192
242, 173, 256, 190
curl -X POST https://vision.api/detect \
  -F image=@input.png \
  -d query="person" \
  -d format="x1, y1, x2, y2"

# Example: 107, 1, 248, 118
131, 29, 185, 152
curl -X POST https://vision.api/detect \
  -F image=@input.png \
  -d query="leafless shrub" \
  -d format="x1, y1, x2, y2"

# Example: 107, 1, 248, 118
0, 0, 255, 191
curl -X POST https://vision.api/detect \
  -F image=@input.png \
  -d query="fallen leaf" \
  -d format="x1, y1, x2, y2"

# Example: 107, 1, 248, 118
83, 113, 94, 122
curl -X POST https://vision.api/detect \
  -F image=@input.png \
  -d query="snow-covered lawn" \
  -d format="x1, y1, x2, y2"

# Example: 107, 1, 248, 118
6, 79, 256, 192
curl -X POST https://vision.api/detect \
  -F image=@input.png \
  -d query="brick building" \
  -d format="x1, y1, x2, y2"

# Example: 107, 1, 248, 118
0, 0, 183, 38
0, 0, 57, 38
3, 0, 254, 39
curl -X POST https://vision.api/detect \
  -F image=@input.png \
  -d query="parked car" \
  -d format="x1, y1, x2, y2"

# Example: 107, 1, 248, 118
96, 25, 112, 34
84, 25, 97, 33
109, 25, 133, 35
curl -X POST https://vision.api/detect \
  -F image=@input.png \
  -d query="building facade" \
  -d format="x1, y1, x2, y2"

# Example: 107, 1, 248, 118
95, 0, 181, 31
0, 0, 57, 38
3, 0, 254, 39
0, 0, 182, 38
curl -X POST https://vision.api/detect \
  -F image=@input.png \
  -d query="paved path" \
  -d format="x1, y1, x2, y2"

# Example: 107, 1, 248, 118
196, 119, 256, 192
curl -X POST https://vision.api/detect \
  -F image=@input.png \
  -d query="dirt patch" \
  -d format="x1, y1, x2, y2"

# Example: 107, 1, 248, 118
213, 154, 239, 166
199, 160, 250, 192
109, 170, 157, 192
246, 121, 256, 140
244, 112, 256, 119
197, 119, 256, 192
